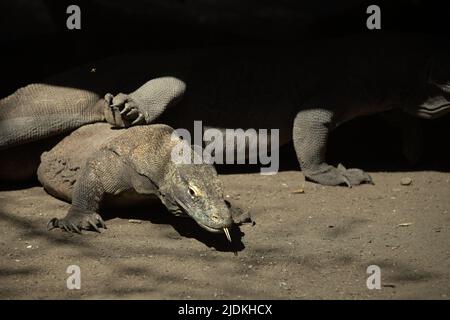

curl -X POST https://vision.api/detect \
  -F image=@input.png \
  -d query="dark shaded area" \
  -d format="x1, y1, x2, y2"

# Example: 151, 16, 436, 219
368, 259, 441, 283
101, 201, 246, 253
1, 0, 449, 174
217, 112, 450, 175
1, 0, 450, 94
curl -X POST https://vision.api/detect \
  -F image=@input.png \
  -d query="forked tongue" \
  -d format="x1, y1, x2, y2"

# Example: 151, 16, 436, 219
223, 228, 238, 256
223, 227, 232, 242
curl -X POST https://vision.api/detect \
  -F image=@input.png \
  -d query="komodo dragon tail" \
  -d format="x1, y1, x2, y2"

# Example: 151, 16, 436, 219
0, 83, 105, 150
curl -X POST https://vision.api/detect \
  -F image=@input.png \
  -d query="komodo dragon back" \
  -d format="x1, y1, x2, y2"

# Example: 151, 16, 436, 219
37, 123, 175, 202
37, 123, 121, 201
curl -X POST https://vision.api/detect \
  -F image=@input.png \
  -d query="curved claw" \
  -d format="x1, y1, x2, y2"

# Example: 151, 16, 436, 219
71, 223, 82, 234
96, 215, 107, 229
131, 114, 145, 125
125, 109, 139, 118
343, 176, 352, 188
88, 220, 101, 233
47, 218, 58, 231
120, 103, 133, 115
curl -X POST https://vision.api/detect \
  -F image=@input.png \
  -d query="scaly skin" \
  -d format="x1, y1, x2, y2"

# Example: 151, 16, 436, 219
38, 123, 242, 234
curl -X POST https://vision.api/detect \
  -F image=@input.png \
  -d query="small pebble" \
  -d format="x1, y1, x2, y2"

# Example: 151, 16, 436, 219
400, 177, 412, 186
128, 219, 142, 224
397, 222, 413, 227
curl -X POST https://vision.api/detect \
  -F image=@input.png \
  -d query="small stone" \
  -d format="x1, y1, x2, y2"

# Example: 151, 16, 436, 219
26, 245, 32, 249
397, 222, 413, 227
128, 219, 142, 224
400, 177, 412, 186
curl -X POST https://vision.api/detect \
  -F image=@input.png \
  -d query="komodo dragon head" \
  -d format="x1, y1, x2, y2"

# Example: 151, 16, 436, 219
134, 134, 235, 241
158, 162, 233, 240
411, 52, 450, 119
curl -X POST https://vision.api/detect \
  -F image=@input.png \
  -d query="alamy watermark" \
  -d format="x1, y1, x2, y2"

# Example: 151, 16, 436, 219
366, 265, 381, 290
66, 5, 81, 30
171, 121, 279, 175
66, 265, 81, 290
366, 5, 381, 30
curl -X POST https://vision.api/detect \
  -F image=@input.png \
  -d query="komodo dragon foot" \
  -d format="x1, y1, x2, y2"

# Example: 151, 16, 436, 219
225, 200, 252, 225
303, 163, 373, 187
104, 77, 186, 128
47, 206, 107, 234
105, 93, 146, 127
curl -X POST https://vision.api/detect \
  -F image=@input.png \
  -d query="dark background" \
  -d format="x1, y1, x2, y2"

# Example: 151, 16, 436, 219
1, 0, 449, 171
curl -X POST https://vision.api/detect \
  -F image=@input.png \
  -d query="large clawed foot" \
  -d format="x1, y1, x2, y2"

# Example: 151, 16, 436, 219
304, 163, 373, 187
104, 92, 146, 127
47, 206, 107, 234
225, 200, 252, 225
337, 164, 374, 186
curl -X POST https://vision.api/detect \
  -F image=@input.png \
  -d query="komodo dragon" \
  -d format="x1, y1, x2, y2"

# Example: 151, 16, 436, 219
2, 122, 238, 236
1, 35, 450, 186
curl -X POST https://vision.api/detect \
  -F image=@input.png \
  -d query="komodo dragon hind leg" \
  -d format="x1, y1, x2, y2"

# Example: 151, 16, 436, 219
292, 108, 373, 187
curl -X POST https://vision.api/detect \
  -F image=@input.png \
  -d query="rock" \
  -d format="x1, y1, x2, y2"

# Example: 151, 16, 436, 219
400, 177, 412, 186
128, 219, 142, 224
397, 222, 413, 227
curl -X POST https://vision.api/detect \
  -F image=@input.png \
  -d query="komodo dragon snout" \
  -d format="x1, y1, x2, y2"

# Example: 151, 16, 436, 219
407, 53, 450, 119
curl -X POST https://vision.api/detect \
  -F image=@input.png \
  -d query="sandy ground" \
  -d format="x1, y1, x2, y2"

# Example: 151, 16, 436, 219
1, 169, 449, 299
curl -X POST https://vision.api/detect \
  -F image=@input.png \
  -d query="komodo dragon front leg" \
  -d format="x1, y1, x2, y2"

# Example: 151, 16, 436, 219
293, 108, 373, 187
47, 148, 145, 232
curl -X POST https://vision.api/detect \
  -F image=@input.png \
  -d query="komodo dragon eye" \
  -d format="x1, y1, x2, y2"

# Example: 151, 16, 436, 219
188, 185, 200, 197
188, 187, 196, 197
